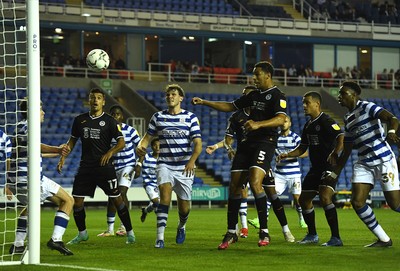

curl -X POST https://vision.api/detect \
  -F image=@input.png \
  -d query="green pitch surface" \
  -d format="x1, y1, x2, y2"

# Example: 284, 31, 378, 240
2, 206, 399, 271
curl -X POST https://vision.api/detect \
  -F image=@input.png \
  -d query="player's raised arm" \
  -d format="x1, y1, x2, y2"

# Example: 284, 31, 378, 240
191, 97, 235, 112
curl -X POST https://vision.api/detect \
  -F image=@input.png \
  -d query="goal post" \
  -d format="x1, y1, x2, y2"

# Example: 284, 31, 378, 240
27, 0, 41, 265
0, 0, 41, 265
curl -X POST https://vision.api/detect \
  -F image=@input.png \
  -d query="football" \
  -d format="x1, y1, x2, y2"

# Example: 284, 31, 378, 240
86, 49, 110, 72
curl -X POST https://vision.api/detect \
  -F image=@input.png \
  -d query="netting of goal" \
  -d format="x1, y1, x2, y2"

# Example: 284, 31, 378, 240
1, 0, 41, 265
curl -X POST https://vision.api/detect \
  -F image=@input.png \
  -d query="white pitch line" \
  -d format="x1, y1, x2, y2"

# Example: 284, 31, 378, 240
40, 263, 123, 271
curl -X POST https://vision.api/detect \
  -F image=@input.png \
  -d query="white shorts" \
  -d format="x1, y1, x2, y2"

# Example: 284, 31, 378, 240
116, 166, 134, 188
274, 174, 302, 195
10, 175, 60, 205
352, 157, 399, 192
144, 183, 159, 200
156, 165, 194, 201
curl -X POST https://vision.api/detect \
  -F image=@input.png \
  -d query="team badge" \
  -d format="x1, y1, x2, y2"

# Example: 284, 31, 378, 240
117, 124, 122, 132
83, 127, 89, 138
265, 94, 272, 100
315, 125, 320, 131
280, 99, 287, 108
331, 124, 340, 130
99, 121, 105, 126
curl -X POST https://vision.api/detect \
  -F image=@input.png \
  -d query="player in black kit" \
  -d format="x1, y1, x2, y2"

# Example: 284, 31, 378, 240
192, 61, 289, 249
58, 88, 136, 245
277, 91, 344, 246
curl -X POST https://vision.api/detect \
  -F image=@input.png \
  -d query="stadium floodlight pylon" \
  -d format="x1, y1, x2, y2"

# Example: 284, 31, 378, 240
0, 0, 41, 266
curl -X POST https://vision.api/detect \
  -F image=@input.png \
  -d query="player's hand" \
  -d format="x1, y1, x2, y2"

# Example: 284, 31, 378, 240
227, 149, 236, 161
243, 120, 259, 131
4, 185, 13, 200
205, 144, 217, 155
327, 151, 339, 166
136, 145, 147, 157
183, 161, 196, 177
387, 132, 399, 144
134, 165, 141, 179
59, 144, 71, 157
100, 152, 113, 166
57, 156, 65, 174
276, 152, 288, 163
191, 97, 203, 105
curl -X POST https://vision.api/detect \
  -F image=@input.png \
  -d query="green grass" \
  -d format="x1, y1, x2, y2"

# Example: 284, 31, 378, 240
1, 206, 400, 271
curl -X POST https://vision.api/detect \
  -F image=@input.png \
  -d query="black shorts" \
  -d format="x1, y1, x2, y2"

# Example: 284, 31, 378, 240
72, 166, 119, 198
232, 141, 275, 174
302, 167, 335, 192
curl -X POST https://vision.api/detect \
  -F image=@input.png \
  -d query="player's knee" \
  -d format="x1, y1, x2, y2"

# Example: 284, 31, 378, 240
350, 198, 364, 210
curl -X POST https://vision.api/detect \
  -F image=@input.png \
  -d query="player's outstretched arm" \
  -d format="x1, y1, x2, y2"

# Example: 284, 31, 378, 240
191, 97, 235, 112
57, 137, 77, 174
136, 133, 153, 157
206, 139, 224, 155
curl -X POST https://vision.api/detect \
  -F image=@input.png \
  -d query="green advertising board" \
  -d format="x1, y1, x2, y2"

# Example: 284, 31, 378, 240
191, 187, 227, 201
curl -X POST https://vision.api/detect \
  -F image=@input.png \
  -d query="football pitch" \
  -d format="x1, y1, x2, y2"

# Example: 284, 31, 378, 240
2, 206, 399, 271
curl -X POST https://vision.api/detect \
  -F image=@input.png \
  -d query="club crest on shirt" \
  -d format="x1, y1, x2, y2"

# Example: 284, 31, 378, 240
265, 94, 272, 100
83, 127, 90, 138
99, 121, 105, 127
280, 99, 287, 108
315, 125, 321, 131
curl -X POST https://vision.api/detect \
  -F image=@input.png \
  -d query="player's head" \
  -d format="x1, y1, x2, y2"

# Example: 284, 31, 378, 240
340, 81, 362, 96
242, 85, 257, 95
110, 104, 124, 123
165, 84, 184, 108
89, 88, 106, 112
281, 115, 291, 132
150, 137, 160, 154
252, 61, 274, 89
338, 81, 361, 110
19, 98, 45, 122
303, 91, 322, 117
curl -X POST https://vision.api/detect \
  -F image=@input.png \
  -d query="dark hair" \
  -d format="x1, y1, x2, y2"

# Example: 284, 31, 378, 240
90, 88, 105, 97
341, 80, 362, 95
19, 98, 27, 119
304, 91, 322, 103
110, 104, 123, 113
254, 61, 274, 77
242, 85, 257, 95
151, 137, 159, 146
165, 84, 185, 97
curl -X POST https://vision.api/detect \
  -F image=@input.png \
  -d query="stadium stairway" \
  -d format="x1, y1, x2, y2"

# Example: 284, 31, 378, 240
195, 167, 221, 186
277, 4, 304, 20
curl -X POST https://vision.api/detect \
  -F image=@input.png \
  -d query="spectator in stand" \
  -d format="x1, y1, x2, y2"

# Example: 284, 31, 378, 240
345, 67, 353, 79
351, 66, 360, 80
288, 64, 298, 85
331, 67, 338, 78
336, 67, 345, 79
380, 68, 389, 81
298, 64, 306, 85
115, 57, 126, 69
305, 66, 317, 85
395, 69, 400, 89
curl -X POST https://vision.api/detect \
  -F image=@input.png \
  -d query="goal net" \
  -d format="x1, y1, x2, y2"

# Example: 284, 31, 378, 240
1, 0, 41, 265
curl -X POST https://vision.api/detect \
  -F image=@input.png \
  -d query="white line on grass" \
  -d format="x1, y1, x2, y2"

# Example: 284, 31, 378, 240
40, 263, 122, 271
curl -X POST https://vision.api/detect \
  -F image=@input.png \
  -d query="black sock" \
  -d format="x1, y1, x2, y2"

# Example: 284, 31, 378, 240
117, 204, 133, 232
227, 197, 241, 231
254, 193, 268, 230
324, 203, 340, 238
303, 208, 316, 235
73, 207, 86, 231
271, 197, 288, 227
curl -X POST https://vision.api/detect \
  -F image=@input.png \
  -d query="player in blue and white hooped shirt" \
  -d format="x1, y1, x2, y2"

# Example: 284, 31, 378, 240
97, 105, 141, 237
138, 137, 160, 223
273, 116, 308, 228
0, 128, 12, 185
6, 99, 74, 255
329, 81, 400, 247
136, 84, 202, 248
